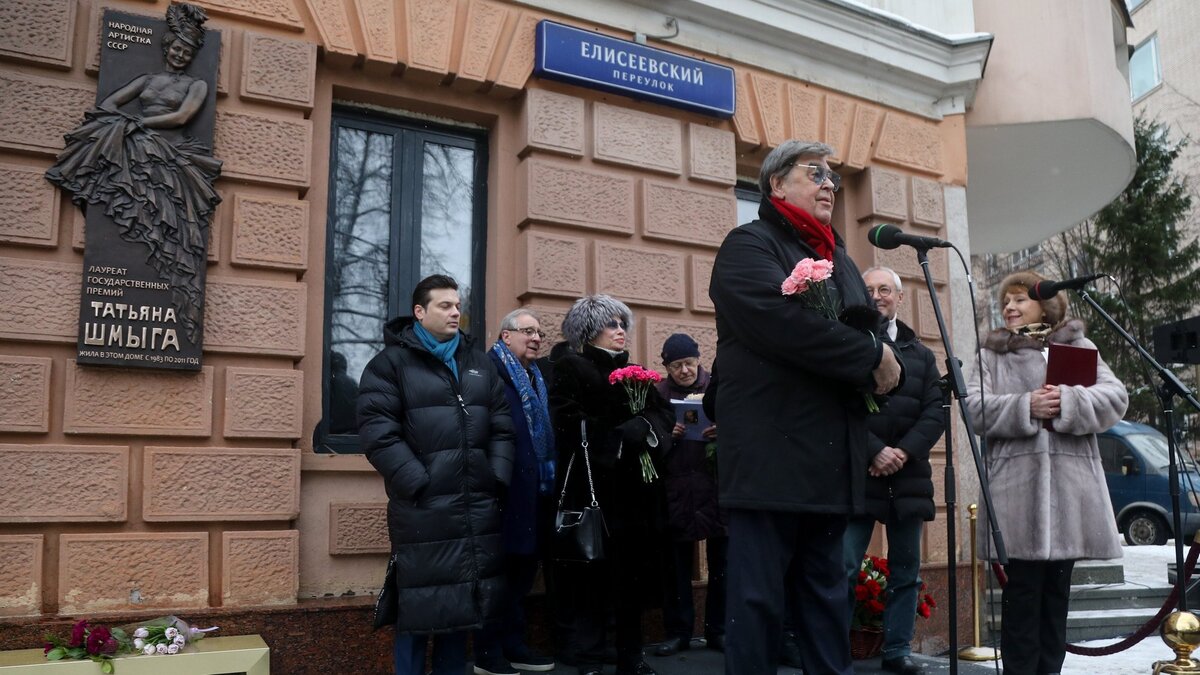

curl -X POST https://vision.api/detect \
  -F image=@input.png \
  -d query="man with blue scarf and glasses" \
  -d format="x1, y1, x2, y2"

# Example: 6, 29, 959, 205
471, 308, 558, 675
358, 274, 515, 675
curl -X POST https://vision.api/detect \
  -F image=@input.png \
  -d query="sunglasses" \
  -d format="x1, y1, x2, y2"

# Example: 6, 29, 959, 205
787, 162, 842, 192
604, 319, 628, 331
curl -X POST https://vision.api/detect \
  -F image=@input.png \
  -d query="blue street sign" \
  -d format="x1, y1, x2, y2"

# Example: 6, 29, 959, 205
534, 20, 736, 119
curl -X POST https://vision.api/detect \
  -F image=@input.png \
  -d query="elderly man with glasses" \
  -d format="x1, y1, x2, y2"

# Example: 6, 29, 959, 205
709, 140, 902, 674
842, 267, 945, 675
472, 308, 557, 675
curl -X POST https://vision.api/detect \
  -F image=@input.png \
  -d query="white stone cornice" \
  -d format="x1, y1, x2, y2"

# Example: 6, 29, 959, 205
514, 0, 992, 119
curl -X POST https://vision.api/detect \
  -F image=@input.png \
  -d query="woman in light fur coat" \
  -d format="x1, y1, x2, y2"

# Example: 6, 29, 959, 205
965, 270, 1127, 675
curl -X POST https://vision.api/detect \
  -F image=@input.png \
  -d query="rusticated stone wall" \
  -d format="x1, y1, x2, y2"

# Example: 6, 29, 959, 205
850, 164, 955, 564
511, 87, 735, 367
0, 0, 969, 630
0, 0, 311, 618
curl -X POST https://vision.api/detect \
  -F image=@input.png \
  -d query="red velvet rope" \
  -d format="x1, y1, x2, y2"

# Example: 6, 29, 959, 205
989, 540, 1200, 657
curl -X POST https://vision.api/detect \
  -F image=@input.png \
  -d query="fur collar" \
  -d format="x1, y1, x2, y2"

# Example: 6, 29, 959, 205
983, 318, 1086, 353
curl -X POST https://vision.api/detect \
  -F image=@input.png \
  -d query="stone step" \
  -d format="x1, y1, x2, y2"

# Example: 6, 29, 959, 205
988, 606, 1162, 643
1071, 560, 1125, 585
985, 582, 1173, 612
982, 558, 1172, 643
1165, 562, 1200, 584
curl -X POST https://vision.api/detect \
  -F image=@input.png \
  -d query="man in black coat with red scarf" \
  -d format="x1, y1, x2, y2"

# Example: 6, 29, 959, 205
709, 140, 902, 675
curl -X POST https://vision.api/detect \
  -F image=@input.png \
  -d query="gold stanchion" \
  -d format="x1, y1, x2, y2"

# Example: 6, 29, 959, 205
959, 504, 1000, 661
1154, 533, 1200, 673
1153, 611, 1200, 673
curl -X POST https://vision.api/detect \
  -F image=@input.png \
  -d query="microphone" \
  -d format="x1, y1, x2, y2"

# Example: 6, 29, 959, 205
867, 224, 952, 250
1027, 274, 1108, 300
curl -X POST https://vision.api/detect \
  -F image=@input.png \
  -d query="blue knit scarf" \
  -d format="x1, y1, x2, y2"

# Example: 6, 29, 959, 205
491, 340, 556, 495
412, 321, 460, 380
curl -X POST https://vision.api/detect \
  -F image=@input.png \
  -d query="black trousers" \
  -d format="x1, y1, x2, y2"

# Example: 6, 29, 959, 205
662, 536, 728, 640
1001, 559, 1075, 675
474, 553, 541, 661
559, 536, 652, 671
725, 509, 852, 675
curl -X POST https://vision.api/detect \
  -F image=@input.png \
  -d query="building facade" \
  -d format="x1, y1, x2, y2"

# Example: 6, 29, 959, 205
0, 0, 1135, 667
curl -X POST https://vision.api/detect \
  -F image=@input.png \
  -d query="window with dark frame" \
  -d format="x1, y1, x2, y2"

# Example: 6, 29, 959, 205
1099, 436, 1122, 474
318, 110, 488, 453
735, 183, 760, 226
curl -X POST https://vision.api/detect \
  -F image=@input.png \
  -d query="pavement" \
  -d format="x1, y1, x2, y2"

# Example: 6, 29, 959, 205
636, 644, 1001, 674
473, 542, 1188, 675
473, 640, 1003, 674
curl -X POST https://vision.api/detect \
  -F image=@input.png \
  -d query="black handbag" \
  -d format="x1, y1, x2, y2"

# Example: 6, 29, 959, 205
553, 420, 607, 562
372, 552, 398, 630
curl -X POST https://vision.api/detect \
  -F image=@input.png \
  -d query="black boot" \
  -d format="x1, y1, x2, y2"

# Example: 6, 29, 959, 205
652, 637, 689, 657
615, 661, 657, 675
780, 631, 804, 669
880, 655, 924, 675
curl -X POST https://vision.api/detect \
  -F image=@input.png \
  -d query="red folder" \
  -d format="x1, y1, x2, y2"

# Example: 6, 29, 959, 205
1043, 342, 1098, 429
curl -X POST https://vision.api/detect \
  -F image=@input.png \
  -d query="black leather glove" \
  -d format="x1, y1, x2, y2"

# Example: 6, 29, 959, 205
616, 416, 653, 447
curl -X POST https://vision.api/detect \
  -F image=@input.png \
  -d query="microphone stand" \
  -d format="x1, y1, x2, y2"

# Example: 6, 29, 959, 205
913, 245, 1008, 675
1074, 289, 1200, 613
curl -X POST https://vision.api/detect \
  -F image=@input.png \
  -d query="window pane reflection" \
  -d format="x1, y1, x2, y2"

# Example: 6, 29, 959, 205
1130, 36, 1160, 100
736, 195, 759, 226
329, 127, 393, 433
420, 142, 476, 332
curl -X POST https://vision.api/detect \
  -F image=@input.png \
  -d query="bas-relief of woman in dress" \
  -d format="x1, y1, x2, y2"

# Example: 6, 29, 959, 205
46, 3, 221, 344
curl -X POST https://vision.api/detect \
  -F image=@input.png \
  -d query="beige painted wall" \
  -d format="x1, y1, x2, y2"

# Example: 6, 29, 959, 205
971, 0, 1131, 135
1130, 0, 1200, 237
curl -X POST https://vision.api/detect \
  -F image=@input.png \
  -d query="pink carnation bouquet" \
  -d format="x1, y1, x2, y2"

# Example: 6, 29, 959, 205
781, 258, 879, 413
608, 364, 663, 483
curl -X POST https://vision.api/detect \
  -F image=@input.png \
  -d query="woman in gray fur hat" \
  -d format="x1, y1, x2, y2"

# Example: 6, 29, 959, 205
965, 270, 1127, 675
549, 294, 673, 675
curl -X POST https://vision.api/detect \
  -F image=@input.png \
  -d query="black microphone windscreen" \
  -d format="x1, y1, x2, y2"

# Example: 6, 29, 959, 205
868, 224, 902, 250
1027, 281, 1056, 301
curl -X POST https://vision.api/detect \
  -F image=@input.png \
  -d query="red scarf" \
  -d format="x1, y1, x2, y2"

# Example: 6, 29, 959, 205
770, 196, 835, 261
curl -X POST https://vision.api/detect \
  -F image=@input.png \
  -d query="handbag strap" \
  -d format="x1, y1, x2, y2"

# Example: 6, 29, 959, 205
558, 419, 599, 509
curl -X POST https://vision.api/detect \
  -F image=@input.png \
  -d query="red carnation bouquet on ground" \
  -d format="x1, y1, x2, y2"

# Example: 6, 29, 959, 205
852, 554, 890, 630
781, 257, 880, 412
852, 554, 938, 630
608, 364, 663, 483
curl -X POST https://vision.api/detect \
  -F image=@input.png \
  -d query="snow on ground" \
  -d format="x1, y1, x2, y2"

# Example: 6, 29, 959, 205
1120, 539, 1184, 587
1062, 540, 1185, 675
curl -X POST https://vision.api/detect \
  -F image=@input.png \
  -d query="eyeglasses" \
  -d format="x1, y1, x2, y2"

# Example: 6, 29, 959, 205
666, 358, 700, 373
866, 286, 895, 298
604, 319, 628, 331
510, 326, 546, 339
787, 163, 841, 192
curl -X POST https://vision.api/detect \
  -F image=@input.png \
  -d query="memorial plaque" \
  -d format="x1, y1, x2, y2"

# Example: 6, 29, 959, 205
47, 4, 221, 370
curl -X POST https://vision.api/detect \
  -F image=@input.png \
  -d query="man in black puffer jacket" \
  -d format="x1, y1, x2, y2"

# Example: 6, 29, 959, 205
843, 267, 945, 675
358, 274, 515, 675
